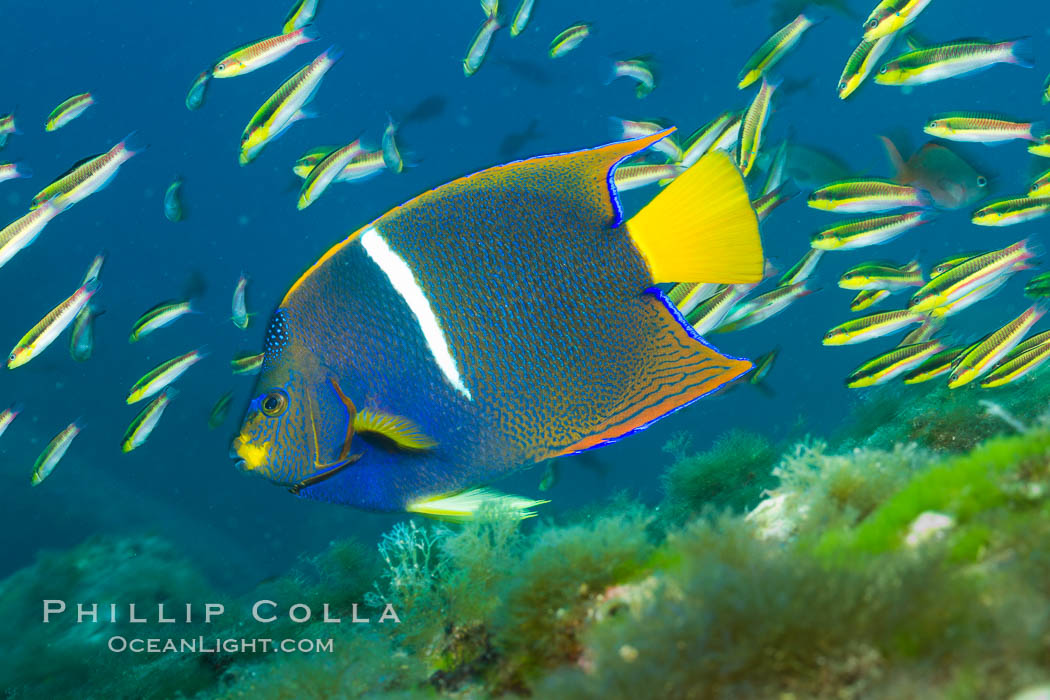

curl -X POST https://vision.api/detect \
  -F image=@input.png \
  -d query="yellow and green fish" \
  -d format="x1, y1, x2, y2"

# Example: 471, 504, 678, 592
752, 182, 797, 222
8, 277, 100, 369
688, 284, 755, 335
298, 138, 365, 210
45, 92, 94, 131
283, 0, 320, 34
846, 341, 945, 388
464, 15, 501, 76
948, 304, 1045, 388
713, 281, 814, 333
240, 46, 341, 165
213, 27, 319, 78
613, 163, 683, 191
127, 348, 207, 404
209, 391, 234, 430
382, 117, 404, 174
931, 252, 986, 278
972, 197, 1050, 226
903, 347, 964, 384
122, 388, 177, 453
549, 23, 590, 58
1029, 169, 1050, 198
928, 276, 1010, 318
838, 34, 895, 99
863, 0, 933, 41
232, 273, 251, 329
232, 352, 265, 375
738, 77, 778, 177
69, 303, 102, 362
980, 330, 1050, 388
924, 112, 1045, 144
0, 201, 62, 270
295, 145, 388, 182
164, 177, 185, 222
838, 260, 922, 291
185, 69, 211, 111
778, 248, 824, 286
614, 119, 682, 161
981, 343, 1050, 388
669, 282, 720, 317
1031, 141, 1050, 158
876, 38, 1033, 86
808, 179, 929, 213
32, 134, 143, 210
0, 112, 17, 147
810, 210, 932, 250
899, 317, 942, 346
610, 58, 656, 98
851, 289, 891, 312
676, 114, 734, 168
737, 14, 817, 89
0, 403, 22, 441
908, 239, 1035, 313
129, 300, 195, 342
0, 161, 30, 183
823, 309, 925, 345
1027, 272, 1050, 298
510, 0, 535, 37
31, 421, 82, 485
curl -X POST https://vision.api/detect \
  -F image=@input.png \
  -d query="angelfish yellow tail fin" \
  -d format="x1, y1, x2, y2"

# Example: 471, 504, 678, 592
626, 150, 763, 284
407, 488, 548, 522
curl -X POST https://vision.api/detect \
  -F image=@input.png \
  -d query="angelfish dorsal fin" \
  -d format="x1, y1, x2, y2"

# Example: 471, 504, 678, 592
353, 409, 437, 450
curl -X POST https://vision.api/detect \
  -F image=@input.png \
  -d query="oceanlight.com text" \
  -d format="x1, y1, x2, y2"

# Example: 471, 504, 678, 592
107, 636, 335, 654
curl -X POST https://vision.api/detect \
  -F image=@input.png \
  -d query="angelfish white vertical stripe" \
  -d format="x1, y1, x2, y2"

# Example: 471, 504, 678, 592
361, 226, 472, 400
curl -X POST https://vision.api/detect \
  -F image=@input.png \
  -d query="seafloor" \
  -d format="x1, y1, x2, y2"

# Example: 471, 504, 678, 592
5, 376, 1050, 699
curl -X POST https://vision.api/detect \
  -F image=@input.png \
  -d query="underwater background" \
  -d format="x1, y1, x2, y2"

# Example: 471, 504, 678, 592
3, 0, 1050, 697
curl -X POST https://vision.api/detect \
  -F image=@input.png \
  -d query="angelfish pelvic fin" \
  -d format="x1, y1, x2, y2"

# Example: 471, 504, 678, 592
289, 452, 363, 495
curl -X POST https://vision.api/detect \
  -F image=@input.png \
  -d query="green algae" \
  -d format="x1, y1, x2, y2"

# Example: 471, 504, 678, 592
661, 428, 780, 521
6, 406, 1050, 698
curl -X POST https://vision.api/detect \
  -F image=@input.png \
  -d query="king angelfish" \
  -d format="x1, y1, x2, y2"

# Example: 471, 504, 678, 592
232, 129, 763, 519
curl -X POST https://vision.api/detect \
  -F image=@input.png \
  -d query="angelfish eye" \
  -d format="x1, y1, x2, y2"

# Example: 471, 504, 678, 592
977, 176, 988, 187
261, 391, 288, 417
866, 18, 878, 29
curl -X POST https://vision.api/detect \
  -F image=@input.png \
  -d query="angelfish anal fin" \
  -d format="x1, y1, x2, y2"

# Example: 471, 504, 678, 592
543, 292, 753, 459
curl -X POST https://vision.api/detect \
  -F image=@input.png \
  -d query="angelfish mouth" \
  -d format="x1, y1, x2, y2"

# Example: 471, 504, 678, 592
229, 440, 249, 472
230, 435, 271, 473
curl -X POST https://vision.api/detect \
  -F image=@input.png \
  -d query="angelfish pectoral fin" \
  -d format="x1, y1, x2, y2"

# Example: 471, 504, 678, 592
289, 452, 363, 495
353, 408, 437, 451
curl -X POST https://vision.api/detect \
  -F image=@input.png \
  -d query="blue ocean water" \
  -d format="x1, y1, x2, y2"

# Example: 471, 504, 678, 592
0, 0, 1046, 591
